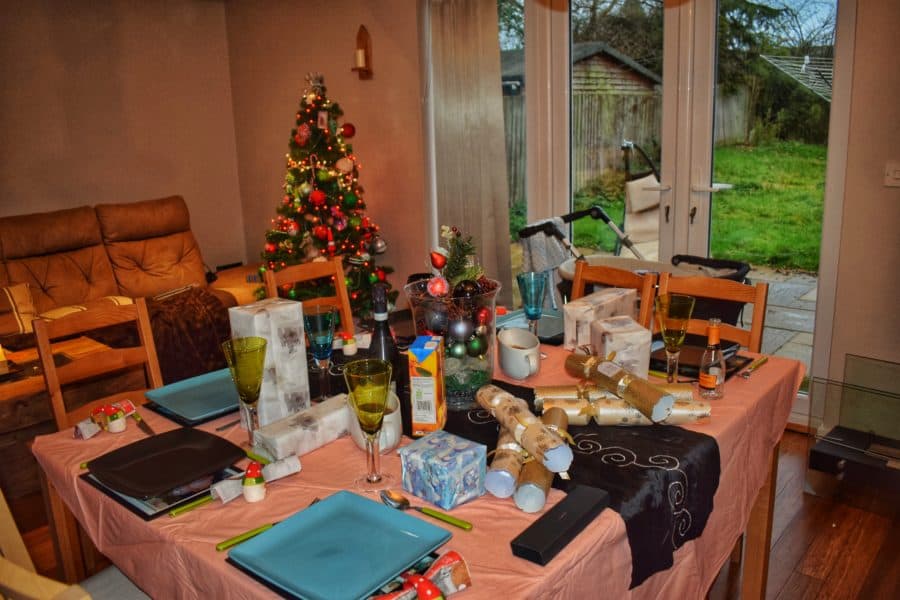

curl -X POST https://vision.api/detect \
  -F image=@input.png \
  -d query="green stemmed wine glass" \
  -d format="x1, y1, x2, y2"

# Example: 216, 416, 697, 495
344, 359, 394, 492
654, 293, 696, 383
221, 337, 267, 447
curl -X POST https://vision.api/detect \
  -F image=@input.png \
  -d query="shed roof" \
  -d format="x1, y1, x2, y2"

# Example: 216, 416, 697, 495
501, 41, 661, 86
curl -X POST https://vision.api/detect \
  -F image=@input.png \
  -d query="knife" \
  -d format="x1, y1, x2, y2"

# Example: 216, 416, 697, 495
741, 356, 769, 379
131, 410, 156, 436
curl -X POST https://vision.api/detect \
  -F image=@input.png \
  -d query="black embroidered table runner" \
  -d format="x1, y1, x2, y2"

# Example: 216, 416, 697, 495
445, 380, 721, 589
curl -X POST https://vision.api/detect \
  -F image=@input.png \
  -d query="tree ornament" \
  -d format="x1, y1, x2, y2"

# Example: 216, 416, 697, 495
287, 221, 300, 236
466, 333, 488, 357
448, 318, 474, 341
335, 157, 353, 174
316, 169, 331, 182
430, 248, 448, 270
313, 225, 329, 240
342, 192, 358, 208
370, 235, 387, 254
341, 123, 356, 138
282, 195, 292, 206
376, 268, 386, 282
426, 276, 449, 297
299, 181, 313, 197
448, 341, 468, 359
475, 305, 493, 326
296, 123, 311, 146
348, 215, 362, 228
265, 242, 277, 254
424, 305, 449, 334
287, 287, 298, 299
310, 190, 327, 206
368, 272, 378, 284
452, 279, 481, 299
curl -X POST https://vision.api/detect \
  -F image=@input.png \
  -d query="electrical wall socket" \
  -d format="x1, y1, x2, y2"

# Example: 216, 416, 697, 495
884, 161, 900, 187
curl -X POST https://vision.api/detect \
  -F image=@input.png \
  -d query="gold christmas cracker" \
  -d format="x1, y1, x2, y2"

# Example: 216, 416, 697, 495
514, 408, 570, 513
476, 385, 573, 473
565, 354, 675, 423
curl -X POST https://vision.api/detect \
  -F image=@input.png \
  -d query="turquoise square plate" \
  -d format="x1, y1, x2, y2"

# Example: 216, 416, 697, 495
228, 490, 452, 600
145, 368, 239, 425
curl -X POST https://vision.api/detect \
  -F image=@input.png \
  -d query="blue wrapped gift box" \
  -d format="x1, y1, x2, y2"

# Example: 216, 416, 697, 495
399, 430, 486, 510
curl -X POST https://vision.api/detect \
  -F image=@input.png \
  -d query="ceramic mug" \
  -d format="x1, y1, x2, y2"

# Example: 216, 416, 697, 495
498, 327, 541, 380
347, 390, 402, 454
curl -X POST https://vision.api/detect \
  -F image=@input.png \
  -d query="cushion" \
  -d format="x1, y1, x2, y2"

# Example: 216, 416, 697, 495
95, 197, 208, 299
0, 283, 36, 335
625, 174, 661, 214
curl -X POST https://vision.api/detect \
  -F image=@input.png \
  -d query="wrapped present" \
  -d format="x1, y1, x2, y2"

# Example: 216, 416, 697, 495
228, 298, 311, 426
254, 394, 350, 460
398, 430, 486, 510
563, 288, 637, 350
590, 315, 652, 379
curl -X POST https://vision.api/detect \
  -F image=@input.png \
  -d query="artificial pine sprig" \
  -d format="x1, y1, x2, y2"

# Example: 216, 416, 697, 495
440, 225, 484, 286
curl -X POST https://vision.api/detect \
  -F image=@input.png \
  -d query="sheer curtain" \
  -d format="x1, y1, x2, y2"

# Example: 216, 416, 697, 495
427, 0, 513, 305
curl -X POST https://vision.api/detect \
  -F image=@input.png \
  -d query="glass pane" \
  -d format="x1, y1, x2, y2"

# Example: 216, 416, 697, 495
711, 0, 836, 377
570, 1, 664, 263
499, 0, 526, 302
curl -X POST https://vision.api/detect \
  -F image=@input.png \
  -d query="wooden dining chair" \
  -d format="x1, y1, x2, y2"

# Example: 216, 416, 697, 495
33, 297, 163, 430
571, 260, 658, 328
263, 257, 355, 336
657, 272, 769, 352
1, 486, 148, 599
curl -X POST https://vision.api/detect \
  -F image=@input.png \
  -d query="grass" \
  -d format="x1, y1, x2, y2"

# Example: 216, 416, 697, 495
569, 141, 826, 273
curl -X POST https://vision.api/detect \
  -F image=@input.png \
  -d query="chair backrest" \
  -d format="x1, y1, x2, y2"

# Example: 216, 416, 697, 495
0, 487, 90, 599
571, 261, 658, 328
657, 272, 769, 352
263, 258, 355, 336
33, 298, 163, 430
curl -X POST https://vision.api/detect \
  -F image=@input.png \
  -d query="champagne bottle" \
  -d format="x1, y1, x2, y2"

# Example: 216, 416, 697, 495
369, 283, 398, 392
698, 318, 726, 399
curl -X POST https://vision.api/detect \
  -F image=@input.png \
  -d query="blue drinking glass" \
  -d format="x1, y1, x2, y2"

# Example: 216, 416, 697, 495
303, 305, 338, 401
516, 271, 548, 335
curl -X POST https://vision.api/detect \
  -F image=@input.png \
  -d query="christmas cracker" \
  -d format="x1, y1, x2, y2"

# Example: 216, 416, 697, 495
514, 408, 570, 513
475, 384, 573, 473
534, 383, 706, 426
484, 429, 526, 499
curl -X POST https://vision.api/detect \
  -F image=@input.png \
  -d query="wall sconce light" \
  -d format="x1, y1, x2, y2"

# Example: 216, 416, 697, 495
352, 25, 372, 80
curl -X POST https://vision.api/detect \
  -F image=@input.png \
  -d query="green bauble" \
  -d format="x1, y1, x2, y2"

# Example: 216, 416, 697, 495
348, 215, 362, 228
368, 272, 378, 284
343, 192, 358, 208
287, 287, 298, 300
316, 169, 331, 182
448, 341, 467, 359
466, 333, 487, 357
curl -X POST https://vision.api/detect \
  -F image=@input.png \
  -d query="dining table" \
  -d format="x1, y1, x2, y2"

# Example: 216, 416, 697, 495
32, 344, 804, 599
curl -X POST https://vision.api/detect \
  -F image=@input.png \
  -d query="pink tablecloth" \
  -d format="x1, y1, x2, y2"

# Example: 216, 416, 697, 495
32, 346, 803, 599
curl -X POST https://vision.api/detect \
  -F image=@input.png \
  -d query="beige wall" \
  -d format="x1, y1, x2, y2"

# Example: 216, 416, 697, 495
829, 0, 900, 375
224, 0, 427, 302
0, 0, 245, 270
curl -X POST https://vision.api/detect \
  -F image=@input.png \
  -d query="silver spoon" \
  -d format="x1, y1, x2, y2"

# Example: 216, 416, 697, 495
379, 489, 473, 531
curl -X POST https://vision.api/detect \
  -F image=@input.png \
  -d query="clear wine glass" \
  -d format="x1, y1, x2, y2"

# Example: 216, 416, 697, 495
343, 359, 394, 491
516, 271, 548, 336
303, 305, 338, 402
654, 293, 696, 383
221, 337, 267, 447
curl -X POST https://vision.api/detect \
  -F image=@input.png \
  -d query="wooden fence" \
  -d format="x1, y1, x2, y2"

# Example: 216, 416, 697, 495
503, 87, 748, 205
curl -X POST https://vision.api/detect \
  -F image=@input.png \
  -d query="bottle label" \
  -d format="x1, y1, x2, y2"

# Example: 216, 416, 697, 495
698, 372, 718, 390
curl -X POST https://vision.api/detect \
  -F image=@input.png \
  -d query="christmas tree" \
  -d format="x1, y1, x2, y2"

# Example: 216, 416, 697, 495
260, 74, 396, 315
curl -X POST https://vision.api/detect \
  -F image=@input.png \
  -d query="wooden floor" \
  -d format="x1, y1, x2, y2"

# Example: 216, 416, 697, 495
20, 431, 900, 597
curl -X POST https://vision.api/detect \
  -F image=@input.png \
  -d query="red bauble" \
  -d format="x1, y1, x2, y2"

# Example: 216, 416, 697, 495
429, 248, 448, 270
313, 225, 329, 240
310, 190, 327, 206
264, 242, 277, 254
376, 268, 386, 281
426, 276, 449, 297
341, 123, 356, 138
283, 195, 291, 205
475, 305, 493, 325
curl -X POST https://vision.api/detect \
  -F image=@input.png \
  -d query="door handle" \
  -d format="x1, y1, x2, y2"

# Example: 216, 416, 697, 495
691, 183, 733, 193
689, 206, 697, 224
642, 184, 672, 192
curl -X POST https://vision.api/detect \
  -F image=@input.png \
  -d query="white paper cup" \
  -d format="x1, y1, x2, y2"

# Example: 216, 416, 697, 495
347, 391, 402, 454
498, 328, 541, 380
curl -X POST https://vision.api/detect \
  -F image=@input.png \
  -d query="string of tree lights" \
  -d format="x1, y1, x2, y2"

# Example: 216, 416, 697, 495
259, 73, 396, 314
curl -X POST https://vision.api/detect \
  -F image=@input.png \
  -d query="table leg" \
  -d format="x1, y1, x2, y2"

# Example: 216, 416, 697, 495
39, 468, 85, 583
741, 440, 779, 599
